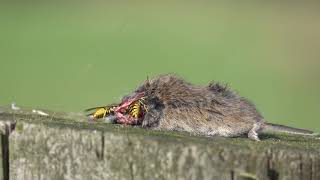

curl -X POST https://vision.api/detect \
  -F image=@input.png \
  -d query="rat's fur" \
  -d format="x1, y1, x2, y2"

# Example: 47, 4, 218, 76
124, 74, 314, 141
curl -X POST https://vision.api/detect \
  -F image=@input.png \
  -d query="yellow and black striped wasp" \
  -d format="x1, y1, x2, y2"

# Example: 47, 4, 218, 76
128, 97, 148, 119
85, 104, 118, 120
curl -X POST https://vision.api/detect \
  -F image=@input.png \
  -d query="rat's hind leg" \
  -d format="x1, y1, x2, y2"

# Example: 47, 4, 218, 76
248, 122, 263, 141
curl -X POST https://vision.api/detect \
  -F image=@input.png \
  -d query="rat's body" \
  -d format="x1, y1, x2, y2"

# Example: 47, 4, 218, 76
122, 74, 314, 141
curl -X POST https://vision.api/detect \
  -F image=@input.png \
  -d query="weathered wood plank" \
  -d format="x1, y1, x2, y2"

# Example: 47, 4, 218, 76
0, 109, 319, 180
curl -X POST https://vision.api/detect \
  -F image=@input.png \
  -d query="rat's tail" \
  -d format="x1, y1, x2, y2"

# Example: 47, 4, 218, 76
263, 122, 318, 136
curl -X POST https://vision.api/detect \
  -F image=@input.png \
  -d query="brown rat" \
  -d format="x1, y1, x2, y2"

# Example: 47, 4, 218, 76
120, 74, 315, 141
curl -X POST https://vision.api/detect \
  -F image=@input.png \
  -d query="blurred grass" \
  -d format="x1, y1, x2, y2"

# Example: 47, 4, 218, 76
0, 1, 319, 131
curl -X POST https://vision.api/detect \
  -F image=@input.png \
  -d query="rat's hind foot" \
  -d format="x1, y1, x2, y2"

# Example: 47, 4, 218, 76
248, 130, 260, 141
248, 123, 262, 141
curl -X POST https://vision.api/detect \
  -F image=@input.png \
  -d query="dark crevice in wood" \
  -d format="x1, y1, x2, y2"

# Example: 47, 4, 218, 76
230, 170, 234, 180
101, 132, 105, 160
267, 150, 278, 180
310, 157, 313, 180
1, 134, 9, 180
1, 123, 14, 180
299, 154, 303, 180
95, 132, 105, 160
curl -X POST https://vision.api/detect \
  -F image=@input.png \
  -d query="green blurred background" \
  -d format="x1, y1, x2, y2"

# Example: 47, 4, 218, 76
0, 2, 319, 131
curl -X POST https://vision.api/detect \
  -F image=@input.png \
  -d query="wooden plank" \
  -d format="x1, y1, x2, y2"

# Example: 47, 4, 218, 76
0, 110, 319, 180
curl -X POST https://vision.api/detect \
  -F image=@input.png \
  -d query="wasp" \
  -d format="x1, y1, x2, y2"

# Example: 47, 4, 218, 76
85, 104, 118, 120
128, 97, 148, 119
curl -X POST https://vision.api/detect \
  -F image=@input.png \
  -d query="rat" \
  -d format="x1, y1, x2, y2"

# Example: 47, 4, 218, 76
92, 74, 316, 141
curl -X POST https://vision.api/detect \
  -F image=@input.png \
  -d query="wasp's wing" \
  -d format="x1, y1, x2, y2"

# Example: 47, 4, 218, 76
84, 106, 107, 112
84, 103, 119, 112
